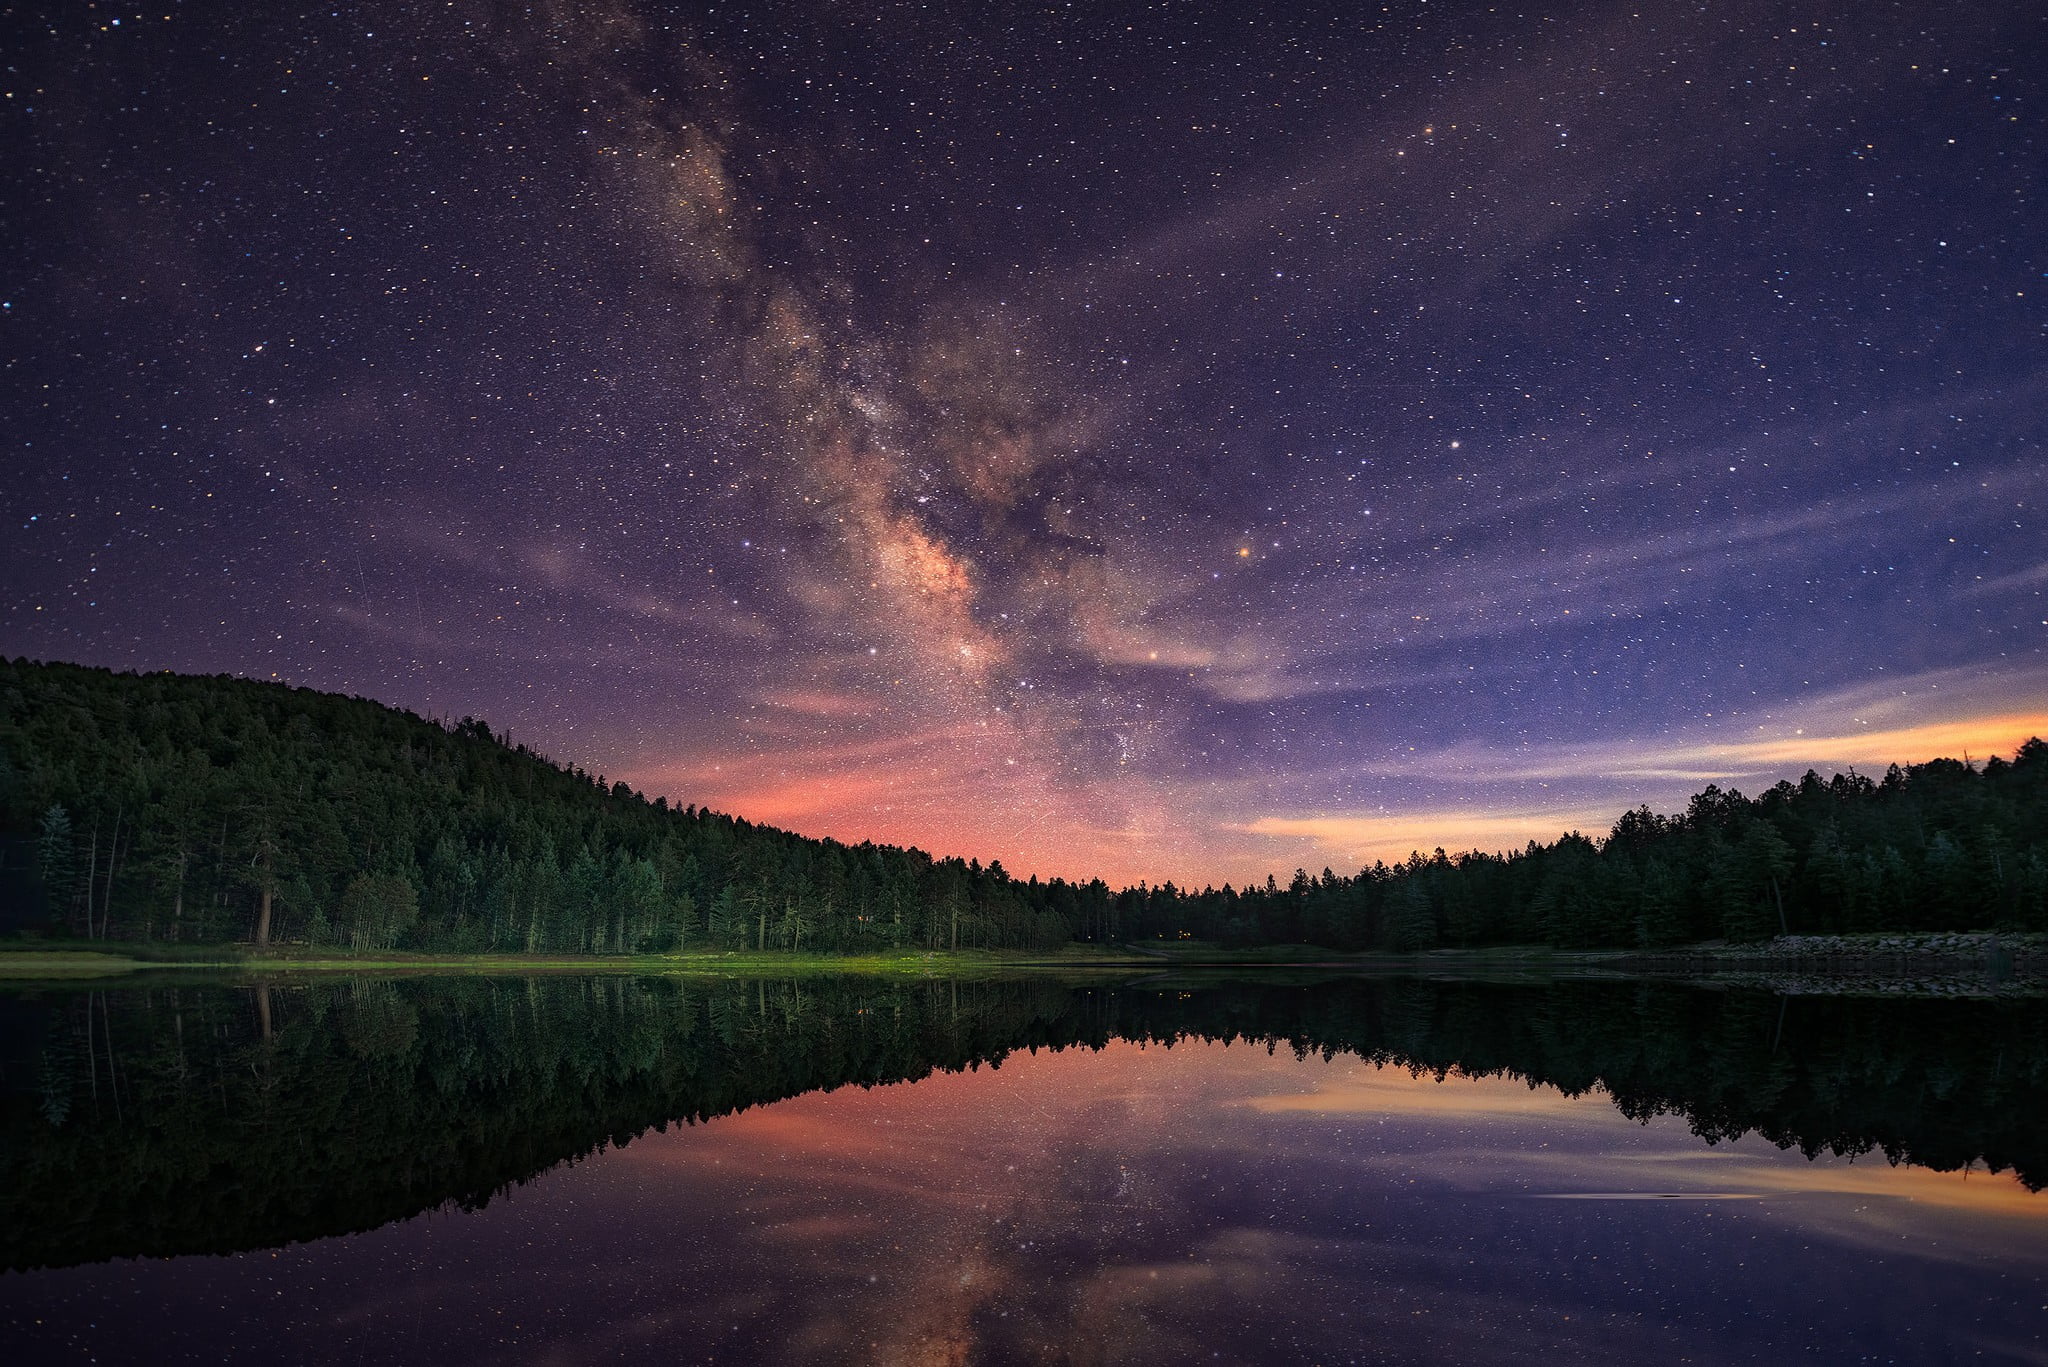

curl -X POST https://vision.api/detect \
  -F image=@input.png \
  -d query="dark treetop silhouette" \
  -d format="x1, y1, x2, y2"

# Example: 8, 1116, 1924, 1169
4, 659, 2045, 954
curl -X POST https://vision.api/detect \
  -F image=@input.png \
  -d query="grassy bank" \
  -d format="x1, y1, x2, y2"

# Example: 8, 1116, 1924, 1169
0, 937, 1552, 980
0, 951, 159, 977
4, 932, 2041, 984
0, 939, 1175, 981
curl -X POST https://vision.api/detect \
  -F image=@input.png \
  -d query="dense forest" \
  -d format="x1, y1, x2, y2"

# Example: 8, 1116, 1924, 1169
3, 974, 2042, 1269
3, 658, 2045, 952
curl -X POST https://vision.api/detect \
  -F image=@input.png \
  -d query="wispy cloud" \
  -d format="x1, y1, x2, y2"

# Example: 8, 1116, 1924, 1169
1206, 663, 2048, 870
1238, 807, 1614, 865
1962, 561, 2048, 597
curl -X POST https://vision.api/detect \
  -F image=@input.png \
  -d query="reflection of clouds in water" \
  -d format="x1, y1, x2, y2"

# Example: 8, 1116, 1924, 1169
1496, 1139, 2045, 1218
1240, 1065, 1601, 1119
1532, 1191, 1765, 1200
1713, 1155, 2047, 1219
589, 1040, 2048, 1363
1665, 1154, 2048, 1274
44, 1035, 2042, 1366
613, 1058, 1140, 1363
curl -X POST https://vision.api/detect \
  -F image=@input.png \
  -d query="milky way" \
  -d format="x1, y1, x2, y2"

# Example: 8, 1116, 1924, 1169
4, 1, 2043, 885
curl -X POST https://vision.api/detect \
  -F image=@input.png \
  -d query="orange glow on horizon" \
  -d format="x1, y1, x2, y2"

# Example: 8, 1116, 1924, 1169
622, 715, 2048, 890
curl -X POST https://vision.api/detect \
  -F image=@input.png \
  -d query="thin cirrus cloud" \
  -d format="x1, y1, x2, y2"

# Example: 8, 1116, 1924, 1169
1239, 808, 1617, 868
1231, 667, 2048, 869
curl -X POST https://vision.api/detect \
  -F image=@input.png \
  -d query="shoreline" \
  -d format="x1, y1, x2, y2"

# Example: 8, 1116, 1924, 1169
3, 931, 2043, 993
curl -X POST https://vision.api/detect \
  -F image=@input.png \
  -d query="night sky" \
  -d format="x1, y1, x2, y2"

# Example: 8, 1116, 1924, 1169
4, 1, 2043, 886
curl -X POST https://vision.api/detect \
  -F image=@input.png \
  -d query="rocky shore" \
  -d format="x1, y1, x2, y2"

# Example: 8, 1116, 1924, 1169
1613, 931, 2048, 996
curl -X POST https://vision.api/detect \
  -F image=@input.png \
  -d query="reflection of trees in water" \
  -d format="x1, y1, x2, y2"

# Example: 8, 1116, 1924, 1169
0, 975, 2041, 1270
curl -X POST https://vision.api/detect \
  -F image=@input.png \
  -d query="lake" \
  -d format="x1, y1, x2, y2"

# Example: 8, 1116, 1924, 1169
1, 973, 2044, 1363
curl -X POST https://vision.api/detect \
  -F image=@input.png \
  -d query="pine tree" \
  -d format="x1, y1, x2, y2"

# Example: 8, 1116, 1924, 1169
35, 805, 78, 922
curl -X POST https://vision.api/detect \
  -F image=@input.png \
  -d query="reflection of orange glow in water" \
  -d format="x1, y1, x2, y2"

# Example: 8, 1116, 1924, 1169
1240, 1067, 1597, 1119
615, 1042, 1311, 1363
1701, 1156, 2048, 1219
1245, 1063, 2048, 1219
598, 1040, 2046, 1363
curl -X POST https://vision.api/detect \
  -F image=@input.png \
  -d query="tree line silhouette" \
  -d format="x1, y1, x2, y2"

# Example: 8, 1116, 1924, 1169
2, 973, 2040, 1270
3, 658, 2044, 952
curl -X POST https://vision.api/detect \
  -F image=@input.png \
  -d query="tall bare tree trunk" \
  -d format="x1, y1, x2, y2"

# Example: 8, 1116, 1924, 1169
83, 994, 98, 1114
169, 848, 187, 943
253, 841, 274, 947
82, 818, 100, 939
100, 805, 123, 940
100, 992, 122, 1123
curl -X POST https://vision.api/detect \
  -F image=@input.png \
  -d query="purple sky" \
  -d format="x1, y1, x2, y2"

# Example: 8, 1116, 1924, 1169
4, 1, 2043, 884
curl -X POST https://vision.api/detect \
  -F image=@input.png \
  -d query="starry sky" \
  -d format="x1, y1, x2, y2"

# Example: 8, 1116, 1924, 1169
4, 1, 2043, 887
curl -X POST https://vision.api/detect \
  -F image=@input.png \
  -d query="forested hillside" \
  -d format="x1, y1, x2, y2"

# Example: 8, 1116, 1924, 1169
2, 658, 2043, 951
0, 659, 1086, 952
1196, 743, 2048, 950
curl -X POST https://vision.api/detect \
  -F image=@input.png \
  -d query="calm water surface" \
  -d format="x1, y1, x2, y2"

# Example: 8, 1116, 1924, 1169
1, 975, 2043, 1364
